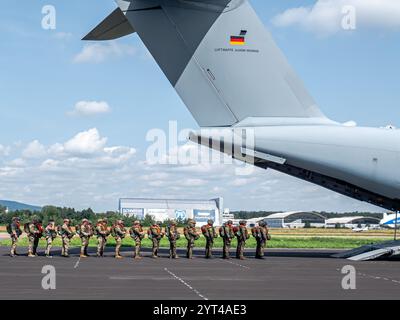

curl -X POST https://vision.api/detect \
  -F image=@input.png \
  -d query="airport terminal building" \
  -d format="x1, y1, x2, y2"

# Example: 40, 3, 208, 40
119, 198, 223, 226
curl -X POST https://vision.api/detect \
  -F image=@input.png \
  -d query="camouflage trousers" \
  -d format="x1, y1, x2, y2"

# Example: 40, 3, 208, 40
45, 237, 54, 256
133, 239, 142, 258
236, 240, 246, 259
186, 238, 195, 259
205, 239, 214, 258
80, 236, 90, 255
97, 236, 107, 256
115, 237, 122, 256
169, 240, 177, 258
222, 239, 232, 259
62, 236, 70, 256
10, 235, 18, 255
28, 235, 40, 255
255, 240, 266, 258
151, 238, 160, 257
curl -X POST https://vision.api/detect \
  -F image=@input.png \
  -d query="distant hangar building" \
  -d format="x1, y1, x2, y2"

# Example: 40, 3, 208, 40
325, 216, 381, 228
119, 197, 223, 226
259, 211, 326, 228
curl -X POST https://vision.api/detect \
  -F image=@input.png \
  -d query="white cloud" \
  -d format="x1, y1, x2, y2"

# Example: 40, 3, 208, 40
68, 101, 111, 117
0, 144, 10, 156
272, 0, 400, 36
22, 140, 47, 158
73, 41, 136, 63
63, 128, 107, 156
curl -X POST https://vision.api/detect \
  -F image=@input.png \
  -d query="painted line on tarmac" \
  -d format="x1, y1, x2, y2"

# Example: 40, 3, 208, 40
222, 259, 250, 270
74, 257, 81, 269
164, 268, 208, 301
357, 271, 400, 286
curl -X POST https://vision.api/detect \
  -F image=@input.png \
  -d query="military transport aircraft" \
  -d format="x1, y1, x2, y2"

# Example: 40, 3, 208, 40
84, 0, 400, 212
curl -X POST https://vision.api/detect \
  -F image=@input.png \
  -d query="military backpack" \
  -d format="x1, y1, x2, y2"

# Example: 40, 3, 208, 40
23, 223, 30, 234
6, 223, 12, 234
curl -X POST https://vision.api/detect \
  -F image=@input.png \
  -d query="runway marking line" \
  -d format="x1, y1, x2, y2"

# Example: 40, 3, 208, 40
222, 260, 250, 270
356, 271, 400, 286
164, 268, 208, 301
74, 257, 81, 269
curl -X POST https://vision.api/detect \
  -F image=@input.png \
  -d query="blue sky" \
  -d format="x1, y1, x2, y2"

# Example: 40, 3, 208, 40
0, 0, 399, 212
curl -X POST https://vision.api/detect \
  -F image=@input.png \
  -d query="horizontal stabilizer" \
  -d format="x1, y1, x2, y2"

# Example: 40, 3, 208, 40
83, 8, 135, 41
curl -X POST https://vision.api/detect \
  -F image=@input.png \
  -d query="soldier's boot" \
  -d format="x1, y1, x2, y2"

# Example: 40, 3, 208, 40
115, 247, 123, 259
152, 247, 158, 258
134, 247, 142, 259
80, 249, 87, 258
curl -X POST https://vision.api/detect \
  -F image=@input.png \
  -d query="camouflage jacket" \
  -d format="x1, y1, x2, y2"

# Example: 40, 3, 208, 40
251, 226, 269, 242
114, 224, 126, 238
10, 222, 22, 237
219, 225, 235, 240
61, 223, 74, 238
184, 226, 199, 241
148, 225, 163, 240
29, 223, 43, 237
235, 225, 250, 242
165, 225, 180, 241
130, 225, 145, 241
80, 224, 93, 238
45, 224, 57, 239
201, 224, 217, 241
96, 223, 109, 238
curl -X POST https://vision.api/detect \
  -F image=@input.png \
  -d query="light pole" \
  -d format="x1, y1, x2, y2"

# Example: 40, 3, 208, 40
395, 211, 398, 241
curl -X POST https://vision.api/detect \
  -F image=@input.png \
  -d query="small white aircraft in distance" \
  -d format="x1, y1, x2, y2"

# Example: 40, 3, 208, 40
84, 0, 400, 212
352, 226, 369, 233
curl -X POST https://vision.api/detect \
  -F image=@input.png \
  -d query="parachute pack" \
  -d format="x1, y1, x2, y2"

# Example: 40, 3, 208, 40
6, 223, 12, 234
75, 224, 82, 236
111, 226, 117, 237
23, 223, 30, 234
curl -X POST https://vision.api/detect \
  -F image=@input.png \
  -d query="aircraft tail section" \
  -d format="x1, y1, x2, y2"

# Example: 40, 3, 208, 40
90, 0, 327, 127
83, 8, 135, 41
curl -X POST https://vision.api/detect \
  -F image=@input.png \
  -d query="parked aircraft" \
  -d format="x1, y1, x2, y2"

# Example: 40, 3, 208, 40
84, 0, 400, 212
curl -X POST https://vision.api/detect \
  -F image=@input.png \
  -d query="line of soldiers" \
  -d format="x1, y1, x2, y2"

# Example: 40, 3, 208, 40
7, 217, 270, 259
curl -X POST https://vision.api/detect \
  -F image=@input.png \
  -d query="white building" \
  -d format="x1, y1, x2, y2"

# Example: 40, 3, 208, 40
252, 211, 327, 228
119, 197, 223, 226
325, 216, 380, 229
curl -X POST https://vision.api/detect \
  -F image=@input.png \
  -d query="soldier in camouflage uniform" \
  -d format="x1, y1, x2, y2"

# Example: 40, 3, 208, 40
95, 219, 109, 257
234, 220, 250, 260
61, 219, 74, 257
201, 219, 217, 259
79, 219, 93, 258
184, 219, 199, 259
8, 217, 22, 257
27, 217, 43, 257
129, 220, 145, 259
113, 220, 126, 259
165, 220, 180, 259
148, 221, 164, 258
252, 221, 270, 259
219, 220, 235, 259
44, 220, 57, 257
